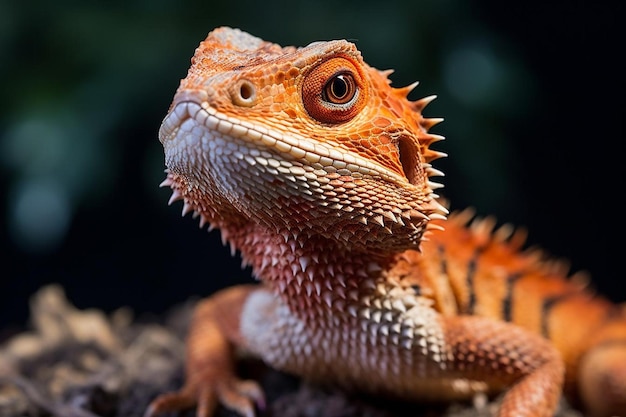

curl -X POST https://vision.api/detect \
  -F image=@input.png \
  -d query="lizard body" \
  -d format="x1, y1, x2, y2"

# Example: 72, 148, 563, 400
146, 27, 626, 417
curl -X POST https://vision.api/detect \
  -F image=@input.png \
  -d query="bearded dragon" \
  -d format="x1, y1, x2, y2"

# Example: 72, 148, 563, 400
145, 27, 626, 417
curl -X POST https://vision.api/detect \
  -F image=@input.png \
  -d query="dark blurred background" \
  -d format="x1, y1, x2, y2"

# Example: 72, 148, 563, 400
1, 0, 623, 337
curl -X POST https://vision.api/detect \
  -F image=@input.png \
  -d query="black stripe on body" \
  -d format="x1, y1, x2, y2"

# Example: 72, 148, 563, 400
502, 272, 524, 322
541, 292, 578, 338
437, 244, 448, 276
465, 247, 484, 314
438, 244, 486, 315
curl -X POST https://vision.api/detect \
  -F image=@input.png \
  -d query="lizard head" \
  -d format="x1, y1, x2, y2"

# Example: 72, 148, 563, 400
160, 26, 447, 254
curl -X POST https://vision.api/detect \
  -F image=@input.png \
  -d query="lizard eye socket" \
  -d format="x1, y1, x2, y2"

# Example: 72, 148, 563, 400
302, 56, 367, 124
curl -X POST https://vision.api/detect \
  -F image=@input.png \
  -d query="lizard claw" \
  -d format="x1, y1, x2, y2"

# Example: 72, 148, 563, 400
145, 377, 265, 417
216, 378, 265, 417
143, 391, 196, 417
144, 390, 198, 417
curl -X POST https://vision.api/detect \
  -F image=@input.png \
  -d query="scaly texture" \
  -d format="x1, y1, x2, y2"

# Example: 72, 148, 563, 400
146, 27, 626, 417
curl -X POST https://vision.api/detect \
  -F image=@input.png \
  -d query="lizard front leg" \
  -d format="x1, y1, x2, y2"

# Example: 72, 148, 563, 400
444, 315, 565, 417
145, 286, 564, 417
145, 285, 265, 417
227, 288, 565, 417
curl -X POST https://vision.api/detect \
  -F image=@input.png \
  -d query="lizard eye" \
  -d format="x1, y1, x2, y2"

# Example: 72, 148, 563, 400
302, 57, 367, 124
323, 73, 356, 105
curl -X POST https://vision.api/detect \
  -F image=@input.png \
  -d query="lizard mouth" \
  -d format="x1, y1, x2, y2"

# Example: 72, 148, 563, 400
158, 90, 447, 250
159, 90, 416, 187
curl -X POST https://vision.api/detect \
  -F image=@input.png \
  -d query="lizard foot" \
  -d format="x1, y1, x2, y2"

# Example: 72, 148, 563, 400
145, 376, 265, 417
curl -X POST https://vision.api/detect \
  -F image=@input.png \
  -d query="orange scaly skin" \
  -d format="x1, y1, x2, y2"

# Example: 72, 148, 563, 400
146, 27, 626, 417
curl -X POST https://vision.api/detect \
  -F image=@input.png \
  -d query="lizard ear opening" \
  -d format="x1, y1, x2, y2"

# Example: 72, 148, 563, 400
398, 136, 420, 185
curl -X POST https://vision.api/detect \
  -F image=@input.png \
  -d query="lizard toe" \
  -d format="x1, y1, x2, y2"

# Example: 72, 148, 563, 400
215, 378, 264, 417
144, 390, 198, 417
232, 379, 266, 410
144, 378, 263, 417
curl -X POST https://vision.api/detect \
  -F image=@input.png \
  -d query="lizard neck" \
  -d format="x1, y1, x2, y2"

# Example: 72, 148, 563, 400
220, 221, 393, 322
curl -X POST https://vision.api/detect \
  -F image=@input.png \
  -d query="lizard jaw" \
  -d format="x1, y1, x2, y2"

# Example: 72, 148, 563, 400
159, 91, 447, 252
160, 90, 423, 186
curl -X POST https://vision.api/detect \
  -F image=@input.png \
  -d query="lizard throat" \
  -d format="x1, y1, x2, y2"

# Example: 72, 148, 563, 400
220, 220, 394, 321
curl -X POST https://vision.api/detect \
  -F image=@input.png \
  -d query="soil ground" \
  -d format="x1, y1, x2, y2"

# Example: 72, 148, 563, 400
0, 286, 581, 417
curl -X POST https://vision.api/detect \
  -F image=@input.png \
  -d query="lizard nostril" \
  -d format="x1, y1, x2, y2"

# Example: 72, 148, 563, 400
232, 79, 256, 107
